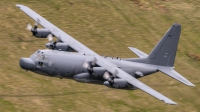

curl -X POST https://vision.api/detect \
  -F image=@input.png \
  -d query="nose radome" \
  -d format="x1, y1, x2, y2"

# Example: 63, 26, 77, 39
19, 58, 35, 70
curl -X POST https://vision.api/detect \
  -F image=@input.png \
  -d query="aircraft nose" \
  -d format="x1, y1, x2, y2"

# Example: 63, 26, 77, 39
19, 58, 35, 70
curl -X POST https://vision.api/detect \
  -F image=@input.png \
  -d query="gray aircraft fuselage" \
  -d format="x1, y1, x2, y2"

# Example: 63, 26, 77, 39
20, 49, 157, 88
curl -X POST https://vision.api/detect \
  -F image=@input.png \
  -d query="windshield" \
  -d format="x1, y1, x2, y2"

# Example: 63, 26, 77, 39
35, 50, 45, 60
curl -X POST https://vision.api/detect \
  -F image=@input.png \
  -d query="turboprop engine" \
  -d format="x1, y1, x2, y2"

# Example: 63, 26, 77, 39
104, 79, 129, 89
73, 73, 103, 84
73, 73, 90, 82
73, 67, 114, 84
26, 23, 52, 38
45, 43, 69, 51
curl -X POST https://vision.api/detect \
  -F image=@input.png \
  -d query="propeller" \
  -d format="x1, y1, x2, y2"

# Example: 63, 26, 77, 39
103, 71, 114, 86
26, 19, 40, 35
83, 58, 96, 68
83, 62, 90, 70
82, 61, 93, 74
26, 23, 32, 31
82, 57, 97, 74
34, 21, 38, 30
48, 34, 53, 43
47, 34, 56, 49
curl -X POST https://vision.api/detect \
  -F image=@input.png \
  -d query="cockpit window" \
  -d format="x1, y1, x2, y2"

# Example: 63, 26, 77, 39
35, 51, 46, 60
41, 55, 45, 60
35, 51, 40, 57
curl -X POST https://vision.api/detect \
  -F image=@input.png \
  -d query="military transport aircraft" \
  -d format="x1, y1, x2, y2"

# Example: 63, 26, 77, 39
16, 4, 195, 105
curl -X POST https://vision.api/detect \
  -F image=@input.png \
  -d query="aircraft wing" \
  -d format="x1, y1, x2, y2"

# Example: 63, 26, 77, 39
16, 4, 177, 104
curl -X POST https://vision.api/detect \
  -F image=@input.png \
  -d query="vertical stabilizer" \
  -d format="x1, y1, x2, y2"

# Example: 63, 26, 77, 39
147, 23, 181, 67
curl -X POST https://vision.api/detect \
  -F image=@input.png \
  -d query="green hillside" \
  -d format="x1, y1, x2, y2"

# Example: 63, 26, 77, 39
0, 0, 200, 111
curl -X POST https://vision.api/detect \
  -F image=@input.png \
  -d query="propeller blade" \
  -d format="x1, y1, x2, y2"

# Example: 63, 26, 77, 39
91, 58, 97, 66
33, 19, 39, 30
83, 62, 90, 69
47, 34, 55, 49
26, 23, 32, 31
103, 71, 110, 80
34, 21, 38, 26
47, 34, 53, 43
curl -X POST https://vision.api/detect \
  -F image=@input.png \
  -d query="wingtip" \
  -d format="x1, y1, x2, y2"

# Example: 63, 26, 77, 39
184, 79, 195, 87
16, 4, 21, 8
160, 97, 177, 105
187, 83, 195, 87
164, 100, 178, 105
168, 102, 178, 105
16, 4, 25, 8
128, 47, 135, 49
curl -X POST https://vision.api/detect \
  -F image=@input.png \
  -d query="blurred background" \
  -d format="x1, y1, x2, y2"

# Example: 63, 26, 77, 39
0, 0, 200, 111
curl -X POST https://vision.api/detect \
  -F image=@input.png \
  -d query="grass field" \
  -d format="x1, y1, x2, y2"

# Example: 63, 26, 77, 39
0, 0, 200, 111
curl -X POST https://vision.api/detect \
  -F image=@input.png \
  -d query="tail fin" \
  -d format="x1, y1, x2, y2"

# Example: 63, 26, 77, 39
126, 23, 194, 86
147, 23, 181, 67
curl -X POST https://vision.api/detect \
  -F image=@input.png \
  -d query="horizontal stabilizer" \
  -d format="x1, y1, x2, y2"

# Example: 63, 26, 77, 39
158, 67, 195, 86
128, 47, 148, 58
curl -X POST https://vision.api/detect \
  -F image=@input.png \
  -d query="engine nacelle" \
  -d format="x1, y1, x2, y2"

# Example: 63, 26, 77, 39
45, 43, 70, 51
32, 28, 51, 38
73, 73, 90, 82
73, 73, 103, 84
92, 67, 107, 76
104, 79, 128, 89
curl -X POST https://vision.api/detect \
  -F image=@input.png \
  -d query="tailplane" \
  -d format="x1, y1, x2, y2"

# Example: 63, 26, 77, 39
157, 66, 195, 86
128, 47, 148, 58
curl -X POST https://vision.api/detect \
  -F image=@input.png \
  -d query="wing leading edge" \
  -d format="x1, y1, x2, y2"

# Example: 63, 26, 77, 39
16, 4, 177, 104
